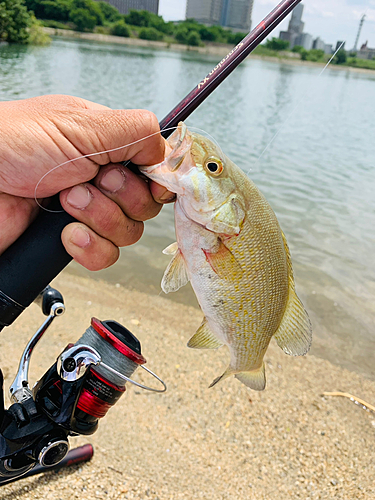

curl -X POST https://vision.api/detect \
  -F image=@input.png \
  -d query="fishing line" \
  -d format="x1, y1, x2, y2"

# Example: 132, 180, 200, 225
247, 41, 345, 175
34, 125, 220, 213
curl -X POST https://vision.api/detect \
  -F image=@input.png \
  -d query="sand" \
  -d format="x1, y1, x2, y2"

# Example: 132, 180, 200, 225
0, 272, 374, 499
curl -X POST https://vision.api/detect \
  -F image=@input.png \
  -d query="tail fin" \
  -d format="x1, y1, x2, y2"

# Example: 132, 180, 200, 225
235, 363, 266, 391
209, 363, 266, 391
209, 368, 232, 388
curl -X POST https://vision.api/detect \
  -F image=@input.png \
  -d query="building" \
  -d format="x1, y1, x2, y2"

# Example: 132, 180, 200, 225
288, 3, 304, 34
221, 0, 254, 32
186, 0, 221, 25
295, 32, 312, 50
186, 0, 253, 32
324, 44, 333, 55
358, 41, 375, 60
279, 2, 306, 49
279, 3, 332, 52
313, 37, 325, 51
100, 0, 159, 16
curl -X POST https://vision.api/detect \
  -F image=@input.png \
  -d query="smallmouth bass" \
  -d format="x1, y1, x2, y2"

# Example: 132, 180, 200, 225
140, 123, 312, 390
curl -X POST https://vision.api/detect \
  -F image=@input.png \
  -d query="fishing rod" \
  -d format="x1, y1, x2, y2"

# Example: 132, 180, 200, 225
0, 0, 302, 486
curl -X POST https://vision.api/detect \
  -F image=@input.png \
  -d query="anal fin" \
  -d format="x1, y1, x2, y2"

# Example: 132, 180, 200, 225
187, 318, 223, 350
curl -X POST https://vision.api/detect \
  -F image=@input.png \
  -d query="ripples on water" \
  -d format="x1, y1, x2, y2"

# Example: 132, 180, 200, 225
1, 39, 374, 379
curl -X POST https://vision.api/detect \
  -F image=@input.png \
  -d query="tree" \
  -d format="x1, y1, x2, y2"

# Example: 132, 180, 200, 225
265, 37, 290, 51
97, 1, 121, 23
306, 49, 324, 62
38, 0, 71, 22
139, 26, 163, 41
334, 48, 347, 65
175, 26, 189, 44
292, 45, 304, 53
227, 31, 246, 45
110, 20, 130, 37
187, 30, 200, 46
125, 9, 151, 27
0, 0, 31, 43
69, 8, 96, 31
70, 0, 104, 26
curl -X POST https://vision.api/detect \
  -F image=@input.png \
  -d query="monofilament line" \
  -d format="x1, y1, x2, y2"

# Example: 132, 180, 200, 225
248, 41, 345, 175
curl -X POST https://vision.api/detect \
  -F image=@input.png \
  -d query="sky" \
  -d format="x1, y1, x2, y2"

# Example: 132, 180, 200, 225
158, 0, 375, 49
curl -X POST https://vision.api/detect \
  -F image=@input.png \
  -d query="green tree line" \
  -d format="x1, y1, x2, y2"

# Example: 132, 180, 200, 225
2, 0, 248, 46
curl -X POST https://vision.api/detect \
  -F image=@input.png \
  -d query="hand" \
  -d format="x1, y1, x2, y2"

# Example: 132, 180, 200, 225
0, 95, 174, 270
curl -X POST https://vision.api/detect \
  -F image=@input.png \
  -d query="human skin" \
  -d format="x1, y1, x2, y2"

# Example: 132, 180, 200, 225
0, 95, 174, 271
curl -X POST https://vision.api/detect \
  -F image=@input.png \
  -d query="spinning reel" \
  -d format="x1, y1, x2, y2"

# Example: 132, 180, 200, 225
0, 286, 166, 485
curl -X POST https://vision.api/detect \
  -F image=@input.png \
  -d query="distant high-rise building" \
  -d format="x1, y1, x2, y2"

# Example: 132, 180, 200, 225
221, 0, 253, 32
186, 0, 221, 25
288, 3, 304, 34
186, 0, 253, 32
295, 32, 312, 50
279, 2, 313, 50
100, 0, 159, 16
313, 37, 325, 51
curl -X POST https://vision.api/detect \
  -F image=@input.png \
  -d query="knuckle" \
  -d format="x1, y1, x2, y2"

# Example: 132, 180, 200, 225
117, 220, 143, 246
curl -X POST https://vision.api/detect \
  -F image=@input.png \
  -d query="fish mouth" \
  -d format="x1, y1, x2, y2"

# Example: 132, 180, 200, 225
165, 122, 191, 171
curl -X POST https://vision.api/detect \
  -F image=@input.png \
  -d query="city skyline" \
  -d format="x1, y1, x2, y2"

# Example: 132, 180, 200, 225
159, 0, 375, 48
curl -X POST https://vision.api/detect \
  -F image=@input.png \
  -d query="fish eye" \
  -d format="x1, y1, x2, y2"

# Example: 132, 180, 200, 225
204, 158, 224, 176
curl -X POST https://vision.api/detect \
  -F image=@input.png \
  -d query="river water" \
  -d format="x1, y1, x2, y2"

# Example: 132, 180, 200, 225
1, 38, 374, 380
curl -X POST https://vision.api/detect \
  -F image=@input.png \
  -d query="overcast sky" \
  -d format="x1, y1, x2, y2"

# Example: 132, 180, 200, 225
158, 0, 375, 48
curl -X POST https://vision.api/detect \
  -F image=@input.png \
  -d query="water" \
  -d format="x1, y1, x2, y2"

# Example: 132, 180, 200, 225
1, 38, 374, 380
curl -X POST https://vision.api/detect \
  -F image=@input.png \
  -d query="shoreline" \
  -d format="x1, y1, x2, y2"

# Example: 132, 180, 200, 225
0, 272, 374, 499
43, 27, 375, 75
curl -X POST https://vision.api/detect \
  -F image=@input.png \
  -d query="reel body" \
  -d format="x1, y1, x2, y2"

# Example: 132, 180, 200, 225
0, 287, 165, 485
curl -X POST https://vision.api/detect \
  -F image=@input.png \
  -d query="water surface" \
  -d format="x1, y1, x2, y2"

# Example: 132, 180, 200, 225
1, 39, 374, 379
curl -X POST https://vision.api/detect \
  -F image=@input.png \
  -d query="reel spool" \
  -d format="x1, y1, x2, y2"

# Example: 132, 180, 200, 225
72, 318, 146, 423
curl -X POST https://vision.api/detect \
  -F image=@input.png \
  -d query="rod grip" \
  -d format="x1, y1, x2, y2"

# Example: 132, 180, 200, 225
0, 197, 75, 328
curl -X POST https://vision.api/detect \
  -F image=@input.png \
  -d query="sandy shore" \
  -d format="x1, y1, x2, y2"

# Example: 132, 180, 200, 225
0, 272, 374, 499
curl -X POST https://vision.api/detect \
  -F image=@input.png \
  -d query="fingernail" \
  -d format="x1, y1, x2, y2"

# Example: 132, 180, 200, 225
100, 168, 125, 193
67, 185, 92, 209
159, 190, 176, 202
70, 226, 91, 248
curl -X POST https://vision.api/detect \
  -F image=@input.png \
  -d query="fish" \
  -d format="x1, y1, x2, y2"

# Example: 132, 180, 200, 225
139, 122, 312, 391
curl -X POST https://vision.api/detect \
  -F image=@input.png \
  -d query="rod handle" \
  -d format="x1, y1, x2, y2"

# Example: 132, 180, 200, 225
0, 197, 75, 328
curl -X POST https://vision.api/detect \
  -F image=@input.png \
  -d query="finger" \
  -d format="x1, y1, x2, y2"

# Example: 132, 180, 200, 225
54, 108, 166, 167
60, 183, 145, 246
0, 194, 39, 254
61, 223, 119, 271
149, 181, 176, 204
94, 164, 163, 221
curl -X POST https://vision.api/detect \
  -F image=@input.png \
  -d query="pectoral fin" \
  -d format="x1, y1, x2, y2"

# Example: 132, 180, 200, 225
206, 196, 245, 235
274, 231, 312, 356
162, 242, 178, 255
161, 249, 189, 294
187, 318, 223, 350
203, 240, 243, 280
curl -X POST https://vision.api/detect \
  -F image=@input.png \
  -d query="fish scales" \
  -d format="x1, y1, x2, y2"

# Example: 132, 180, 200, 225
140, 123, 312, 390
